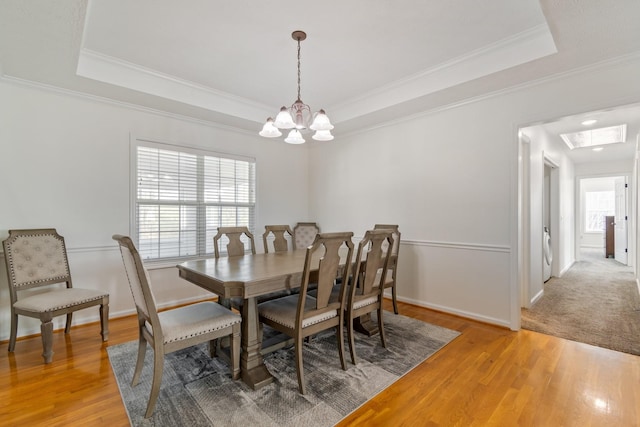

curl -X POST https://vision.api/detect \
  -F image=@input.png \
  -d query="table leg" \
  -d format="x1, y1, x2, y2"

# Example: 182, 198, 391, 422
240, 297, 274, 389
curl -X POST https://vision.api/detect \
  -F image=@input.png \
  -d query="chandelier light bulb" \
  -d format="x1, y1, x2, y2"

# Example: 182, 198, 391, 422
274, 106, 295, 129
312, 129, 334, 141
310, 109, 334, 131
284, 129, 305, 144
259, 118, 282, 138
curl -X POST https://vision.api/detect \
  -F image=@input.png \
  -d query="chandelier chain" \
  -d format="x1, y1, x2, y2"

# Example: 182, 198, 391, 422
297, 37, 301, 101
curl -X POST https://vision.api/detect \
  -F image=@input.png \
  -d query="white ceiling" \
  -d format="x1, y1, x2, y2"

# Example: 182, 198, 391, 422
1, 0, 639, 161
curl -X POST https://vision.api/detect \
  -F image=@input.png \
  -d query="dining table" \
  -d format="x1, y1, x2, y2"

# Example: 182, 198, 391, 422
177, 248, 361, 389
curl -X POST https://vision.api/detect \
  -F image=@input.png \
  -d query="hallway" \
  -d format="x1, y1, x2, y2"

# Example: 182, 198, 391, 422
522, 248, 640, 355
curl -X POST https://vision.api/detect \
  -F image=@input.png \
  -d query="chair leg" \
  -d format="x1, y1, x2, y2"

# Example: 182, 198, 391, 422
230, 323, 241, 380
132, 332, 147, 386
100, 300, 109, 341
208, 339, 217, 357
392, 284, 399, 315
41, 320, 54, 364
8, 312, 18, 352
295, 335, 305, 395
145, 349, 164, 418
378, 305, 387, 348
64, 313, 72, 334
337, 322, 347, 371
348, 312, 357, 365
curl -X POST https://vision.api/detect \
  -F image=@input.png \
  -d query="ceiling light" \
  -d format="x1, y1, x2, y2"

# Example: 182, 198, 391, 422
581, 119, 597, 126
592, 147, 604, 152
560, 124, 627, 149
259, 31, 334, 144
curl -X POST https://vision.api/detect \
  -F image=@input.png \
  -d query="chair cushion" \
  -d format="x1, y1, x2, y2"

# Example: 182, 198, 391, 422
13, 288, 107, 312
152, 302, 241, 344
258, 295, 337, 329
353, 295, 378, 310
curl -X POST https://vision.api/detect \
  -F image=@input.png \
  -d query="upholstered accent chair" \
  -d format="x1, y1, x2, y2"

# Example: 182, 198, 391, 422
293, 222, 320, 250
258, 232, 354, 394
113, 235, 241, 418
373, 224, 401, 314
213, 226, 256, 258
262, 224, 294, 253
346, 229, 394, 364
2, 228, 109, 364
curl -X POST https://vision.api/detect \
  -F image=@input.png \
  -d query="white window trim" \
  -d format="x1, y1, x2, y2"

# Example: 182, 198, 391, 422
129, 135, 256, 265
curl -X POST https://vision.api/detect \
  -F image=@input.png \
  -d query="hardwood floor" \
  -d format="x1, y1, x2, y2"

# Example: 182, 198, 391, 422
1, 301, 638, 426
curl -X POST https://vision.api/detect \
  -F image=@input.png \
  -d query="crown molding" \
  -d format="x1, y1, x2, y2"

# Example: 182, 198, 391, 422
0, 74, 259, 137
334, 51, 640, 141
76, 48, 271, 124
329, 24, 557, 123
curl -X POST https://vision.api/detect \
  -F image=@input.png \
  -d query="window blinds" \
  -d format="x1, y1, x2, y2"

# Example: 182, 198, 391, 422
134, 143, 256, 260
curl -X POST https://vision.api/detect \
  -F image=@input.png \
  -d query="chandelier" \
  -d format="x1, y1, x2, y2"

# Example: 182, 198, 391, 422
259, 31, 334, 143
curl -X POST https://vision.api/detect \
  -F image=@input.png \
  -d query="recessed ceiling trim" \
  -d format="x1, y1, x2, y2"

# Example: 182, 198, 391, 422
76, 48, 272, 123
329, 24, 557, 123
76, 24, 555, 127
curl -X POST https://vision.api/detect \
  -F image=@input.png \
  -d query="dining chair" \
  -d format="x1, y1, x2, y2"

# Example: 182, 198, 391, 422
373, 224, 401, 314
293, 222, 320, 250
213, 226, 256, 258
346, 229, 394, 365
213, 226, 257, 309
113, 234, 241, 418
2, 228, 109, 364
262, 224, 294, 253
258, 232, 354, 394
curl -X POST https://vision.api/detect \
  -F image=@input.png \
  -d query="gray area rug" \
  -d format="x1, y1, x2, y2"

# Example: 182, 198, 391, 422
522, 248, 640, 355
108, 312, 459, 426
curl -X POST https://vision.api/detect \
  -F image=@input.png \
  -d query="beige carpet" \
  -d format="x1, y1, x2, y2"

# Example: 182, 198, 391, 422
522, 248, 640, 355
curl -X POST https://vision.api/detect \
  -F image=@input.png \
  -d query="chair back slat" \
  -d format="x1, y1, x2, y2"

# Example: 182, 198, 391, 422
355, 230, 394, 297
299, 232, 353, 318
374, 224, 401, 256
262, 225, 293, 253
213, 226, 256, 258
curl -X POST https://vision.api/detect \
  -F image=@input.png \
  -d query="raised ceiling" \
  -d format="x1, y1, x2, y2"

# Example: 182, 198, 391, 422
1, 0, 639, 142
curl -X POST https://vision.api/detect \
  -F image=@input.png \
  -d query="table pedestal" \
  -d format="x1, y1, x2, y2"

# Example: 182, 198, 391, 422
353, 313, 379, 336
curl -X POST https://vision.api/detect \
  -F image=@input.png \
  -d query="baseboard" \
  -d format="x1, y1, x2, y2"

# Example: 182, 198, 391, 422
394, 295, 511, 329
559, 260, 575, 277
530, 289, 544, 305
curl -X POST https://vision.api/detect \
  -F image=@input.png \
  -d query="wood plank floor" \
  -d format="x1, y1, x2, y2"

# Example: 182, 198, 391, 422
1, 301, 638, 426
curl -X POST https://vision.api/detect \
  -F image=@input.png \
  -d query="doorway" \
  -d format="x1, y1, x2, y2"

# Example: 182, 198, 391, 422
577, 176, 628, 264
516, 102, 640, 351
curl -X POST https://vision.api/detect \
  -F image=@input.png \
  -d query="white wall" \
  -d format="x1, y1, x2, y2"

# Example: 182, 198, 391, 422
308, 55, 640, 329
0, 80, 310, 341
2, 56, 640, 337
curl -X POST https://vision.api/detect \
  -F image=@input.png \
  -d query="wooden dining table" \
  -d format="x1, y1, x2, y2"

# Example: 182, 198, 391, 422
177, 249, 339, 389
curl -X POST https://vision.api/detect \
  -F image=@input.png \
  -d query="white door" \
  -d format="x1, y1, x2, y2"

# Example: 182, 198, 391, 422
614, 177, 627, 264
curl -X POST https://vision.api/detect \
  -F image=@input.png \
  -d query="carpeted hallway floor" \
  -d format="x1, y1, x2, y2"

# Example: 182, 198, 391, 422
522, 248, 640, 355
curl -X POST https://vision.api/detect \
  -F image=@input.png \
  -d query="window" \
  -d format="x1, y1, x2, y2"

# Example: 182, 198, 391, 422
132, 140, 255, 261
584, 191, 614, 233
561, 124, 627, 149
